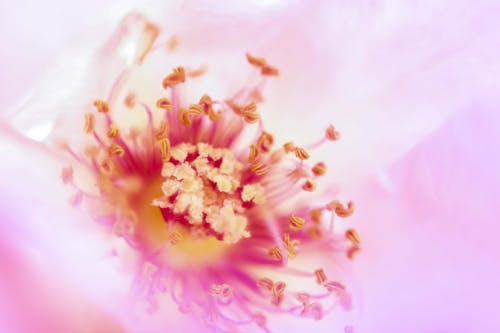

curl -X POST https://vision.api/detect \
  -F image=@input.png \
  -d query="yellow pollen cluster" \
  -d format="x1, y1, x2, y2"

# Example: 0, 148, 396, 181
152, 142, 264, 244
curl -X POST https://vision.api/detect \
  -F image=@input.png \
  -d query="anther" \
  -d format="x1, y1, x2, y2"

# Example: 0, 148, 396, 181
156, 97, 173, 111
167, 230, 182, 245
251, 161, 270, 176
310, 209, 322, 224
312, 162, 327, 176
314, 268, 327, 285
248, 144, 261, 163
345, 229, 360, 245
100, 159, 114, 174
154, 120, 169, 140
257, 132, 274, 152
283, 142, 296, 153
294, 147, 310, 160
261, 65, 279, 76
302, 179, 316, 192
159, 138, 171, 161
179, 108, 192, 126
187, 65, 207, 78
162, 66, 186, 89
289, 214, 305, 231
242, 102, 259, 124
283, 233, 299, 258
326, 200, 355, 218
84, 113, 95, 134
93, 99, 109, 113
257, 278, 274, 291
107, 124, 119, 138
108, 144, 125, 157
188, 103, 204, 116
268, 247, 283, 260
326, 125, 340, 141
308, 226, 322, 239
271, 281, 286, 306
246, 52, 268, 67
347, 245, 361, 260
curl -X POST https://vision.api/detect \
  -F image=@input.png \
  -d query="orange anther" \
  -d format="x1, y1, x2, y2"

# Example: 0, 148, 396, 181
162, 66, 186, 89
248, 144, 261, 163
308, 226, 322, 239
246, 52, 268, 67
294, 147, 310, 160
257, 132, 274, 152
108, 144, 125, 157
257, 278, 274, 291
268, 247, 282, 260
302, 179, 316, 192
159, 138, 171, 161
326, 200, 355, 218
283, 141, 296, 153
93, 99, 109, 113
188, 65, 207, 78
154, 120, 169, 140
312, 162, 327, 176
188, 103, 204, 116
310, 209, 322, 224
345, 229, 361, 245
124, 93, 136, 108
100, 159, 114, 174
289, 214, 305, 231
166, 35, 179, 51
261, 65, 279, 76
326, 125, 341, 141
251, 161, 269, 176
156, 97, 173, 111
347, 245, 361, 260
179, 108, 192, 126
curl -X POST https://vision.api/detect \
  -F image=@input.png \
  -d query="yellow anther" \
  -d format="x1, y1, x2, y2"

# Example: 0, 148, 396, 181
160, 138, 171, 161
283, 141, 296, 153
61, 166, 73, 184
257, 132, 274, 152
83, 113, 95, 134
268, 247, 283, 260
314, 268, 327, 285
326, 125, 340, 141
289, 214, 305, 231
283, 233, 299, 258
248, 144, 261, 163
156, 97, 173, 111
154, 120, 169, 140
302, 179, 316, 192
242, 102, 259, 124
162, 66, 186, 89
312, 162, 327, 176
108, 144, 125, 157
124, 93, 136, 108
179, 108, 192, 126
251, 161, 270, 176
93, 99, 109, 113
107, 124, 119, 138
345, 229, 361, 245
310, 209, 322, 224
326, 200, 355, 218
294, 147, 310, 160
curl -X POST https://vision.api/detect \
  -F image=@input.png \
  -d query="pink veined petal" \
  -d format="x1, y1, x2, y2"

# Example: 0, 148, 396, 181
354, 105, 500, 332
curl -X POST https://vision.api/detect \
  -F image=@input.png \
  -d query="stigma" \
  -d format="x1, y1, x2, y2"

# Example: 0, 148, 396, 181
59, 19, 358, 333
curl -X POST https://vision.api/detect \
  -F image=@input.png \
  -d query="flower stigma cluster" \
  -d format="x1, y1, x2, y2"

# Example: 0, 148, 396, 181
59, 15, 359, 333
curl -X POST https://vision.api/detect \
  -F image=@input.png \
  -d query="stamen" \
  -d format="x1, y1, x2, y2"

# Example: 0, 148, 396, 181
166, 35, 179, 51
294, 147, 310, 161
179, 108, 192, 126
159, 138, 171, 161
188, 65, 207, 78
257, 132, 274, 152
245, 52, 279, 76
162, 67, 186, 89
124, 93, 137, 108
310, 209, 322, 224
108, 143, 125, 157
271, 281, 286, 306
289, 214, 305, 231
154, 120, 169, 140
257, 278, 274, 291
314, 268, 327, 285
326, 200, 355, 218
83, 113, 95, 134
107, 124, 119, 138
251, 161, 270, 176
308, 226, 322, 239
93, 99, 109, 113
325, 125, 340, 141
283, 142, 296, 153
302, 179, 316, 192
268, 246, 283, 261
188, 103, 204, 116
247, 144, 261, 163
283, 233, 299, 258
345, 229, 360, 246
312, 162, 327, 176
156, 97, 173, 111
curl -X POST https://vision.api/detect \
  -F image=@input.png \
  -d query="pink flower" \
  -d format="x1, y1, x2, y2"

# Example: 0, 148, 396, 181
1, 1, 499, 333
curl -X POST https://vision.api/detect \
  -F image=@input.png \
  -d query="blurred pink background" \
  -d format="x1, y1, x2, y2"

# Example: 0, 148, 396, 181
1, 1, 499, 332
